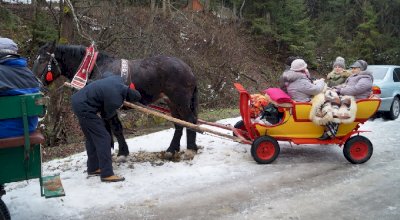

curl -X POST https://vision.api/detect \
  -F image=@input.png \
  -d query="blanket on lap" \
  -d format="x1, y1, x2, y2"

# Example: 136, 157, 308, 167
309, 89, 357, 125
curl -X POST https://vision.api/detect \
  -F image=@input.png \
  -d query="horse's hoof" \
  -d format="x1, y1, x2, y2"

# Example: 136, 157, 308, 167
116, 155, 127, 163
183, 149, 197, 160
166, 146, 180, 153
187, 145, 200, 152
164, 152, 174, 160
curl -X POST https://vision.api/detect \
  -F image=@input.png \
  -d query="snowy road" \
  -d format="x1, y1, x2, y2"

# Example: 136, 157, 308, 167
3, 117, 400, 220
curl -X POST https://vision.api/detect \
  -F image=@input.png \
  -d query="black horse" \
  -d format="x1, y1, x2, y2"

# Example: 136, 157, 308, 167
33, 42, 199, 155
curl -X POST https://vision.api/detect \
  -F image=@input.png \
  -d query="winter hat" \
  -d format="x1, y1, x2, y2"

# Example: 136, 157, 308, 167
290, 59, 307, 71
0, 37, 18, 55
285, 56, 300, 66
332, 56, 345, 69
358, 60, 368, 71
350, 60, 368, 71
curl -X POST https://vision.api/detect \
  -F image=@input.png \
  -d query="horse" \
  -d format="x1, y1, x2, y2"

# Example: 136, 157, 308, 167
33, 41, 199, 156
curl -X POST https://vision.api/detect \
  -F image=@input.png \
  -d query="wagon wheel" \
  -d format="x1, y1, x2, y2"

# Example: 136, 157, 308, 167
343, 135, 373, 164
0, 199, 10, 220
251, 135, 280, 164
233, 120, 251, 140
233, 120, 245, 136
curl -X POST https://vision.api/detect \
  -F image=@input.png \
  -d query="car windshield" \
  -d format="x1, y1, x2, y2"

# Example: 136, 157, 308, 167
367, 66, 388, 80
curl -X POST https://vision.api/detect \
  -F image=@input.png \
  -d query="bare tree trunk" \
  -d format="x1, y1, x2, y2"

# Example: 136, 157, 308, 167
162, 0, 167, 18
167, 0, 171, 15
60, 1, 74, 42
151, 0, 156, 12
58, 0, 63, 41
187, 0, 193, 10
150, 0, 156, 23
204, 0, 210, 12
239, 0, 245, 19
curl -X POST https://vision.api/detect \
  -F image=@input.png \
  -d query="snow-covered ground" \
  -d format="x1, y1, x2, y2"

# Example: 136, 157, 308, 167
2, 116, 400, 220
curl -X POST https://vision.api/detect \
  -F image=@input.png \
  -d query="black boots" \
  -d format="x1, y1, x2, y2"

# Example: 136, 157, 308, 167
318, 132, 331, 140
318, 122, 339, 140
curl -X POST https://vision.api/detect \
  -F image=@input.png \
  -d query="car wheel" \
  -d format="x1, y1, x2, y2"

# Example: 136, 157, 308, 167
385, 96, 400, 120
343, 135, 373, 164
251, 136, 280, 164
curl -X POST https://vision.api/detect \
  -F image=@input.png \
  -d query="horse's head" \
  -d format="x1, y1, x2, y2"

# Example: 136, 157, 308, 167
33, 41, 62, 86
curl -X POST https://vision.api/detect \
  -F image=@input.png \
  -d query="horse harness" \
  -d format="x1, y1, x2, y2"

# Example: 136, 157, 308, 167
70, 44, 98, 89
42, 44, 134, 90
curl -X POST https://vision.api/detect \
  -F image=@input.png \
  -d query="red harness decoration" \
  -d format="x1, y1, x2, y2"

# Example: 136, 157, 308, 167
70, 44, 98, 89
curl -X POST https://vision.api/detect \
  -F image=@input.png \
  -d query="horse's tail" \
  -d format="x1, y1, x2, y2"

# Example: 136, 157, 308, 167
191, 86, 199, 121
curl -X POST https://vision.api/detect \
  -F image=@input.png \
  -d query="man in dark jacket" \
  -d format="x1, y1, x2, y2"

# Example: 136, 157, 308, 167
0, 37, 40, 138
71, 74, 141, 182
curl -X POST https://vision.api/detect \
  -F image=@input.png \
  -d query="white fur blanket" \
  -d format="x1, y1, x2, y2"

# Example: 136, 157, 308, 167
309, 89, 357, 125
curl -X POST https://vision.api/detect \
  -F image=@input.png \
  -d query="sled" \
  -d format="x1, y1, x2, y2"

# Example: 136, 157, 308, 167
233, 83, 381, 164
0, 93, 65, 219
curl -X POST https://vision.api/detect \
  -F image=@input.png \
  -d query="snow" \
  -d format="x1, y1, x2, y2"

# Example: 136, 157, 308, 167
2, 116, 399, 219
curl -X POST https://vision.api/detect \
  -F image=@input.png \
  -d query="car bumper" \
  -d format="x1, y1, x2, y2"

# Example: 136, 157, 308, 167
378, 97, 394, 111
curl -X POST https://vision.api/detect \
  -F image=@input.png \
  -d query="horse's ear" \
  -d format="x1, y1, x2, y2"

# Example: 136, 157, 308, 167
49, 40, 57, 53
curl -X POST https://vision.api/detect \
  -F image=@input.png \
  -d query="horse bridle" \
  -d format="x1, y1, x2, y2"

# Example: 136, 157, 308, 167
36, 52, 62, 84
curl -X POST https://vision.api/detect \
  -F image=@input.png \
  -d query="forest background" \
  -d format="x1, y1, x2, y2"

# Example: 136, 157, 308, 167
1, 0, 399, 154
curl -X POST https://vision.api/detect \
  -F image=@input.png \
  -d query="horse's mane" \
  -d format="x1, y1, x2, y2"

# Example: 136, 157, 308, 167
56, 44, 113, 61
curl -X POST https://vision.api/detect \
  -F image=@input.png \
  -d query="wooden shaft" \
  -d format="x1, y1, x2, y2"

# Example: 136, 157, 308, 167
123, 101, 245, 143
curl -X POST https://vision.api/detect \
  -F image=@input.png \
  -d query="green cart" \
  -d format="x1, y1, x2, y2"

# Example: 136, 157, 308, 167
0, 93, 65, 220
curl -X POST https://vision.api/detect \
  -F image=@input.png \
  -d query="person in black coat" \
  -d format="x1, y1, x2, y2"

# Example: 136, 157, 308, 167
71, 74, 141, 182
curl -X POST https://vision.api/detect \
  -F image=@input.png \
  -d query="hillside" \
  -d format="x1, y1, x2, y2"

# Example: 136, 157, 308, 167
1, 2, 286, 149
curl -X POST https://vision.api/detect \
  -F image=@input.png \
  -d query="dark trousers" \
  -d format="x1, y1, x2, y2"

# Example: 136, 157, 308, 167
77, 115, 114, 178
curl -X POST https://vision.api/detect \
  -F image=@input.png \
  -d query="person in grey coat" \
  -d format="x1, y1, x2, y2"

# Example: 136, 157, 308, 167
334, 60, 373, 99
318, 60, 373, 140
284, 59, 325, 102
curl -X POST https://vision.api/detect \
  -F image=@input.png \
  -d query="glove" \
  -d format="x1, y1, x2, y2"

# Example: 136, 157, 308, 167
126, 88, 141, 102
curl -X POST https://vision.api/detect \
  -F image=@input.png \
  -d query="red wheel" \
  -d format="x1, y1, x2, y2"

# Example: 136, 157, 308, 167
343, 135, 373, 164
251, 136, 280, 164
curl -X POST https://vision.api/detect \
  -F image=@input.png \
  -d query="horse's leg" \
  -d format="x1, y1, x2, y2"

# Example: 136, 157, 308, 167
108, 114, 129, 157
186, 86, 198, 150
167, 88, 198, 152
166, 107, 183, 153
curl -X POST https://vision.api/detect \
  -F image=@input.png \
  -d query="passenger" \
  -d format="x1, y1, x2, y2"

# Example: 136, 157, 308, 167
318, 60, 373, 140
284, 59, 325, 102
279, 56, 299, 93
0, 37, 40, 138
326, 56, 351, 87
334, 60, 373, 99
71, 74, 141, 182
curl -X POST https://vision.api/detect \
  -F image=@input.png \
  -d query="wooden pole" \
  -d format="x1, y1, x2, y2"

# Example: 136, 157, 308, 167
123, 101, 245, 143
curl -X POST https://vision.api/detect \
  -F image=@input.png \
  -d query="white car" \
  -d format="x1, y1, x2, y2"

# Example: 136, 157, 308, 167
368, 65, 400, 120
